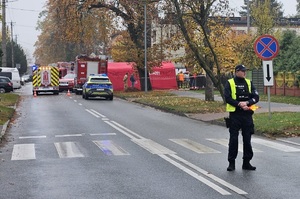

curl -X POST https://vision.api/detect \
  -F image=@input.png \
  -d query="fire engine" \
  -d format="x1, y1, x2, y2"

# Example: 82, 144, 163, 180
32, 65, 60, 95
73, 54, 108, 95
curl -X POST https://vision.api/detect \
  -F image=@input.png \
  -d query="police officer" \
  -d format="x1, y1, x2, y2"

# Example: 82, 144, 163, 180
224, 64, 259, 171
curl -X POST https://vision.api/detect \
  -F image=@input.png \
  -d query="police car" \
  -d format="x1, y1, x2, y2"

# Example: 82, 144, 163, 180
82, 74, 113, 100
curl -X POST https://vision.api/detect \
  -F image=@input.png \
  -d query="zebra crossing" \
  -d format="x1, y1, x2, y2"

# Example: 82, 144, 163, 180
10, 135, 300, 161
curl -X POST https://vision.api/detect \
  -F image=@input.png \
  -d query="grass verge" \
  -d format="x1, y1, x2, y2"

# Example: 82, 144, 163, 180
0, 93, 19, 125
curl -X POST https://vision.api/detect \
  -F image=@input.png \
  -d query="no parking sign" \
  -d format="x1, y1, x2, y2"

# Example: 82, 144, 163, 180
254, 35, 279, 61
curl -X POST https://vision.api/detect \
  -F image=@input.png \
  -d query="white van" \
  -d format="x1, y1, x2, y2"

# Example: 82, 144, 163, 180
0, 67, 21, 89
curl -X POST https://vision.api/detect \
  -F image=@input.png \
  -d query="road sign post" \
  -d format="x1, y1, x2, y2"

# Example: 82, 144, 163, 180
254, 35, 279, 119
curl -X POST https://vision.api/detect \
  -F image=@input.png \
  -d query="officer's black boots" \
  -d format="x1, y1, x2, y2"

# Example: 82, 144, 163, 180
242, 160, 256, 170
227, 161, 235, 171
227, 160, 256, 171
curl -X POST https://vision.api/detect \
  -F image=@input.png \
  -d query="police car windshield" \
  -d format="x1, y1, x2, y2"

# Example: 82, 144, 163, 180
90, 77, 109, 82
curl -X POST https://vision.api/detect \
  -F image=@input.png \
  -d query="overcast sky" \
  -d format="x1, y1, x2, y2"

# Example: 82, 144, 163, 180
3, 0, 298, 65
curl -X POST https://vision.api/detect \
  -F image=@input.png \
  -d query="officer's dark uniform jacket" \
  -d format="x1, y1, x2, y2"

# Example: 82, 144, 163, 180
224, 76, 259, 161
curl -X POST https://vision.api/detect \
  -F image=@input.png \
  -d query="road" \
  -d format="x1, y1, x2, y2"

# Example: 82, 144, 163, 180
1, 84, 300, 199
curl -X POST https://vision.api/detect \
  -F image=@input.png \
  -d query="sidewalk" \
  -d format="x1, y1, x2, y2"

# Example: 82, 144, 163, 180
169, 90, 300, 122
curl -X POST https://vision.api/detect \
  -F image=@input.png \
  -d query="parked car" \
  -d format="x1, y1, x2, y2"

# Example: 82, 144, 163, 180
59, 73, 76, 92
0, 76, 14, 93
82, 74, 113, 100
0, 67, 21, 89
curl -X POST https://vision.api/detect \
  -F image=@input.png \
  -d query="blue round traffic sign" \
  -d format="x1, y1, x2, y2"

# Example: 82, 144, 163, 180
254, 35, 279, 60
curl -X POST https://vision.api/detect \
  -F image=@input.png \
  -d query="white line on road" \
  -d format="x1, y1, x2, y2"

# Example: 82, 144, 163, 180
169, 154, 248, 195
276, 139, 300, 147
170, 139, 221, 154
103, 121, 246, 195
19, 136, 47, 139
90, 133, 116, 136
159, 154, 231, 195
93, 140, 130, 155
85, 109, 100, 118
55, 134, 82, 138
11, 144, 36, 160
105, 121, 145, 139
54, 142, 85, 158
132, 139, 176, 155
252, 138, 300, 152
90, 109, 106, 118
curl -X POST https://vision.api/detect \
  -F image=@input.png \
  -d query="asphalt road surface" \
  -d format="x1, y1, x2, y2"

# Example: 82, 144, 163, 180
1, 84, 300, 199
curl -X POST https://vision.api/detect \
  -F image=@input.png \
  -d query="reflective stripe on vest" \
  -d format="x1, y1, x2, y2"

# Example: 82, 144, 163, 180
226, 78, 251, 112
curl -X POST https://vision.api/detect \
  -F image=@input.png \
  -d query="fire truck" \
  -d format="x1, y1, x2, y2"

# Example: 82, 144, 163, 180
32, 65, 60, 95
73, 54, 108, 95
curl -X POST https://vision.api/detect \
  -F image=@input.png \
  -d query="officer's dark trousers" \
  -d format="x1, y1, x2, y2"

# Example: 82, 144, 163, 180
228, 111, 254, 162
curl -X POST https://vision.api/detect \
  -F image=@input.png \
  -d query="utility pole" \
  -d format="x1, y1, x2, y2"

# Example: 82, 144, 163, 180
247, 0, 250, 33
144, 0, 148, 92
11, 21, 15, 68
1, 0, 7, 67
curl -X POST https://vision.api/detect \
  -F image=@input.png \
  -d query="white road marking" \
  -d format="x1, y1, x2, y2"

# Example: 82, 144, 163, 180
54, 142, 85, 158
159, 154, 231, 195
206, 138, 262, 152
55, 134, 82, 138
105, 121, 145, 139
78, 103, 82, 106
169, 154, 248, 195
11, 144, 36, 160
252, 138, 300, 152
93, 140, 129, 155
90, 133, 116, 136
105, 121, 247, 195
277, 139, 300, 147
132, 139, 176, 155
170, 139, 221, 154
90, 109, 106, 118
19, 136, 47, 139
85, 109, 100, 118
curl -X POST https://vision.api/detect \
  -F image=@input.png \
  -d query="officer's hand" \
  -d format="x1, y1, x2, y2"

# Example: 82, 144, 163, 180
241, 106, 250, 111
238, 101, 248, 108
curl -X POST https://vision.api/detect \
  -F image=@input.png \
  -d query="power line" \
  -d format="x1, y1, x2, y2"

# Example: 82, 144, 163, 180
7, 7, 41, 12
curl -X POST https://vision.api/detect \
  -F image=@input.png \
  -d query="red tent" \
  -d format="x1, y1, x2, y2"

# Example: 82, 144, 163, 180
107, 62, 177, 91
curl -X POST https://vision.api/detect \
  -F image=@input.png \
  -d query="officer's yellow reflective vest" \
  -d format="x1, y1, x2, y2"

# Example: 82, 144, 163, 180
226, 78, 251, 112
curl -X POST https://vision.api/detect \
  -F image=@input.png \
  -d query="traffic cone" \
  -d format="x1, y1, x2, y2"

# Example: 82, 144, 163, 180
33, 89, 37, 97
67, 89, 71, 96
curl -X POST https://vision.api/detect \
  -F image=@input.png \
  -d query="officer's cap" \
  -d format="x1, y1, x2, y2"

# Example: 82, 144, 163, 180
235, 64, 246, 72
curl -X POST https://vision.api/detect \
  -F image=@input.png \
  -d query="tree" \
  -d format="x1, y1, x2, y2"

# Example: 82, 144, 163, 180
250, 0, 280, 35
79, 0, 165, 91
297, 0, 300, 17
34, 0, 113, 65
240, 0, 283, 18
0, 41, 27, 74
274, 30, 300, 73
161, 0, 241, 102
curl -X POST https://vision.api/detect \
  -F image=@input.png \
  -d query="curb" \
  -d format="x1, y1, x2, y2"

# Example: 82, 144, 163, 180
0, 120, 9, 140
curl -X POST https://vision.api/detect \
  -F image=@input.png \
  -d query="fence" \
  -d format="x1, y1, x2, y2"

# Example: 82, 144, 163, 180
266, 72, 300, 97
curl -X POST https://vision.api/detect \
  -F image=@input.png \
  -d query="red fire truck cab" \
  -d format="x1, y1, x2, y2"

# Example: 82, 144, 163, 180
73, 54, 108, 95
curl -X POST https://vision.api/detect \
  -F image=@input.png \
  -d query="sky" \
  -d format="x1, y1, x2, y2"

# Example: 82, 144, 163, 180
3, 0, 298, 65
